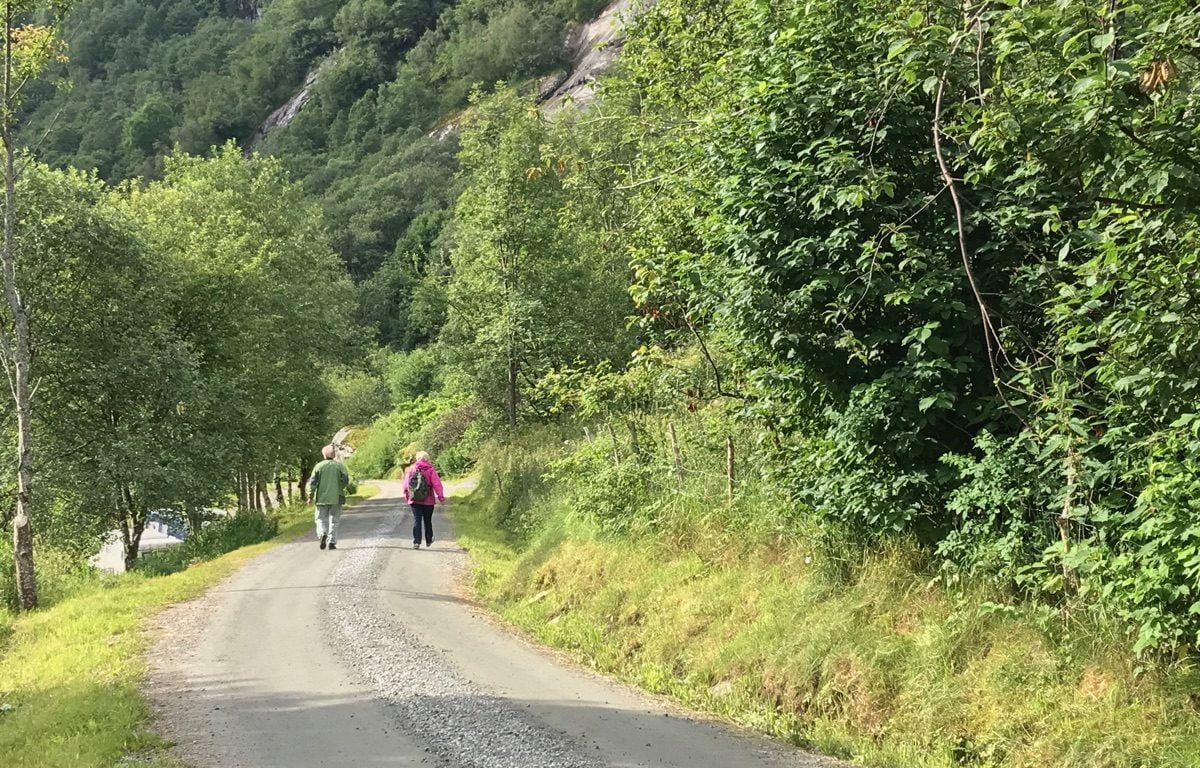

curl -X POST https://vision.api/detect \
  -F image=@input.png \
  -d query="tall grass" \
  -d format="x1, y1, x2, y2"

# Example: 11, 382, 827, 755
454, 434, 1200, 768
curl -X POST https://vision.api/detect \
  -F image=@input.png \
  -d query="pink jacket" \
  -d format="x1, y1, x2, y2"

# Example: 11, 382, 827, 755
402, 459, 445, 504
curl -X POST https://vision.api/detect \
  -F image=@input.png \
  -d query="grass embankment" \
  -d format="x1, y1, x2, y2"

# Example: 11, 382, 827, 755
0, 483, 378, 768
453, 477, 1200, 768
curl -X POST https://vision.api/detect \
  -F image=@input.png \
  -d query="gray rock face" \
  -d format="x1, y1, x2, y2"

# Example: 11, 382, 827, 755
539, 0, 651, 111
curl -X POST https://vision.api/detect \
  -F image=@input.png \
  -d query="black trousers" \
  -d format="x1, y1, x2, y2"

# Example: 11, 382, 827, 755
411, 503, 434, 544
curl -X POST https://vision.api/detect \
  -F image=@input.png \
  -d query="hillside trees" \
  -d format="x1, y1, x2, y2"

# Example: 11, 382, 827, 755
443, 90, 632, 425
435, 0, 1200, 655
0, 143, 357, 604
21, 165, 207, 571
117, 145, 355, 526
22, 0, 617, 348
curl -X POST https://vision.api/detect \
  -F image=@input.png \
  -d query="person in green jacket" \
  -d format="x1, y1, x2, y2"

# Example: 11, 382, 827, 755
308, 444, 349, 550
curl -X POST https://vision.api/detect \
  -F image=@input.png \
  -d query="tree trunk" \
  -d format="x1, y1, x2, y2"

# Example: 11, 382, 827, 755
123, 520, 145, 572
119, 484, 145, 572
257, 480, 270, 511
506, 355, 518, 428
186, 507, 205, 536
275, 475, 284, 505
299, 458, 312, 502
236, 470, 247, 512
4, 7, 37, 610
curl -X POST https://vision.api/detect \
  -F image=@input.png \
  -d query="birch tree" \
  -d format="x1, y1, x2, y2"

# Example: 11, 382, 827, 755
2, 2, 68, 611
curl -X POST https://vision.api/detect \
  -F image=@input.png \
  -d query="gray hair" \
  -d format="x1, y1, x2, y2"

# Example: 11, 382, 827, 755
414, 450, 430, 462
322, 444, 336, 460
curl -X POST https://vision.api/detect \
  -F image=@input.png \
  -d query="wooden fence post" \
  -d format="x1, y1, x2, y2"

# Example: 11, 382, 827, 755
669, 422, 684, 487
725, 435, 735, 503
606, 423, 620, 466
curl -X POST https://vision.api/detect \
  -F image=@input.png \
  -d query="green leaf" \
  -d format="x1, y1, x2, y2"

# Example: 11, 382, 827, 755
887, 39, 913, 60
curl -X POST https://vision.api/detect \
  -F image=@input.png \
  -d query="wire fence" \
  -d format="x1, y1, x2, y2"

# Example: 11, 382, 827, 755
582, 415, 752, 502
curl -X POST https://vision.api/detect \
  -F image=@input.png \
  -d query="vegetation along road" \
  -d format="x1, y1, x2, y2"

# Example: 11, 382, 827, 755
148, 480, 842, 768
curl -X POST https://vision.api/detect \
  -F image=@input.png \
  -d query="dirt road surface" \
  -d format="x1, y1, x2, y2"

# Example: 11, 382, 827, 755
148, 480, 846, 768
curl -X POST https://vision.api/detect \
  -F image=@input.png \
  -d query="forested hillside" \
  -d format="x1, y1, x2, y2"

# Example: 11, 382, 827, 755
8, 0, 1200, 765
25, 0, 607, 346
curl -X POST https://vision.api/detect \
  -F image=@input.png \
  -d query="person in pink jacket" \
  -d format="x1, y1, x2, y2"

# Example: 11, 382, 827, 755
402, 450, 445, 549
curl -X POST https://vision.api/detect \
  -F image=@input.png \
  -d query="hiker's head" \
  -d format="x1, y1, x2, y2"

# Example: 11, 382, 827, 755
414, 450, 430, 463
322, 444, 336, 460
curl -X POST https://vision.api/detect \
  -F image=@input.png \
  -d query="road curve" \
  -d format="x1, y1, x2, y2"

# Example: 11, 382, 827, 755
147, 480, 846, 768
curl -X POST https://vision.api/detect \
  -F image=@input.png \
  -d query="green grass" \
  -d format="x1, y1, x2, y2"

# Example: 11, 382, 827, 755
452, 474, 1200, 768
346, 482, 381, 505
0, 483, 379, 768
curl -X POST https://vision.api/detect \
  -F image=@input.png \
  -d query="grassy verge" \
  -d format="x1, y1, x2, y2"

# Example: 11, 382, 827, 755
0, 482, 378, 768
453, 476, 1200, 768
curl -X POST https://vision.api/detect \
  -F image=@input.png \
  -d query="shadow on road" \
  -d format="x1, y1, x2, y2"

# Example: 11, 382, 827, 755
156, 674, 831, 768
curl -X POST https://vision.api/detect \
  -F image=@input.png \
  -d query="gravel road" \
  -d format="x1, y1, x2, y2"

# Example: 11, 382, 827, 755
147, 480, 847, 768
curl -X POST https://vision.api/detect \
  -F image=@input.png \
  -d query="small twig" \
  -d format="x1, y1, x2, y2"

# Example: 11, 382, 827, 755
1096, 196, 1172, 211
684, 313, 745, 400
613, 165, 686, 190
932, 4, 1010, 387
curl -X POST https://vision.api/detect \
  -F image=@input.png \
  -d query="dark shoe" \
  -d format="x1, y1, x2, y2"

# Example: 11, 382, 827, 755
426, 540, 433, 548
319, 534, 327, 550
328, 542, 337, 550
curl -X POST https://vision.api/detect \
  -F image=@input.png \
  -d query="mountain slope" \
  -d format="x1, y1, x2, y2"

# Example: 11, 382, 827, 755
25, 0, 624, 346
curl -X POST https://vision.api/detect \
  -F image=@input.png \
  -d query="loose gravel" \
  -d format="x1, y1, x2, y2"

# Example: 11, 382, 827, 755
325, 516, 606, 768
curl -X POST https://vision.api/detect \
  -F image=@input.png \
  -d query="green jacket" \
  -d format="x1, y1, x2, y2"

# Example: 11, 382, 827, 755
309, 459, 349, 506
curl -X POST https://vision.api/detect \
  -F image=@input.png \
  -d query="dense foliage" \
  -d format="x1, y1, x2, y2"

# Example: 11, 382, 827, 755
24, 0, 609, 348
1, 148, 354, 583
14, 0, 1200, 726
414, 0, 1200, 658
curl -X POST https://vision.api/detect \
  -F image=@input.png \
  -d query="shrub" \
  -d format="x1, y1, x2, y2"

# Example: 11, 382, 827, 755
385, 346, 440, 403
328, 369, 390, 427
416, 401, 480, 474
136, 512, 278, 576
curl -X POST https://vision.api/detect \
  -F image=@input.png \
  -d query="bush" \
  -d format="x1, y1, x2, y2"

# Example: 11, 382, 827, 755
348, 393, 479, 479
0, 538, 102, 612
328, 368, 390, 427
385, 346, 440, 403
346, 408, 413, 479
136, 512, 278, 576
415, 401, 480, 474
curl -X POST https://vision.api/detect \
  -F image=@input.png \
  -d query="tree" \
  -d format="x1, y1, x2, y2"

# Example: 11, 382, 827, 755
443, 89, 632, 425
2, 2, 69, 611
117, 145, 355, 540
19, 163, 204, 571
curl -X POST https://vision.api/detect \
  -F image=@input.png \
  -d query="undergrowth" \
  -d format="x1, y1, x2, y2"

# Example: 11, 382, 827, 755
454, 440, 1200, 768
